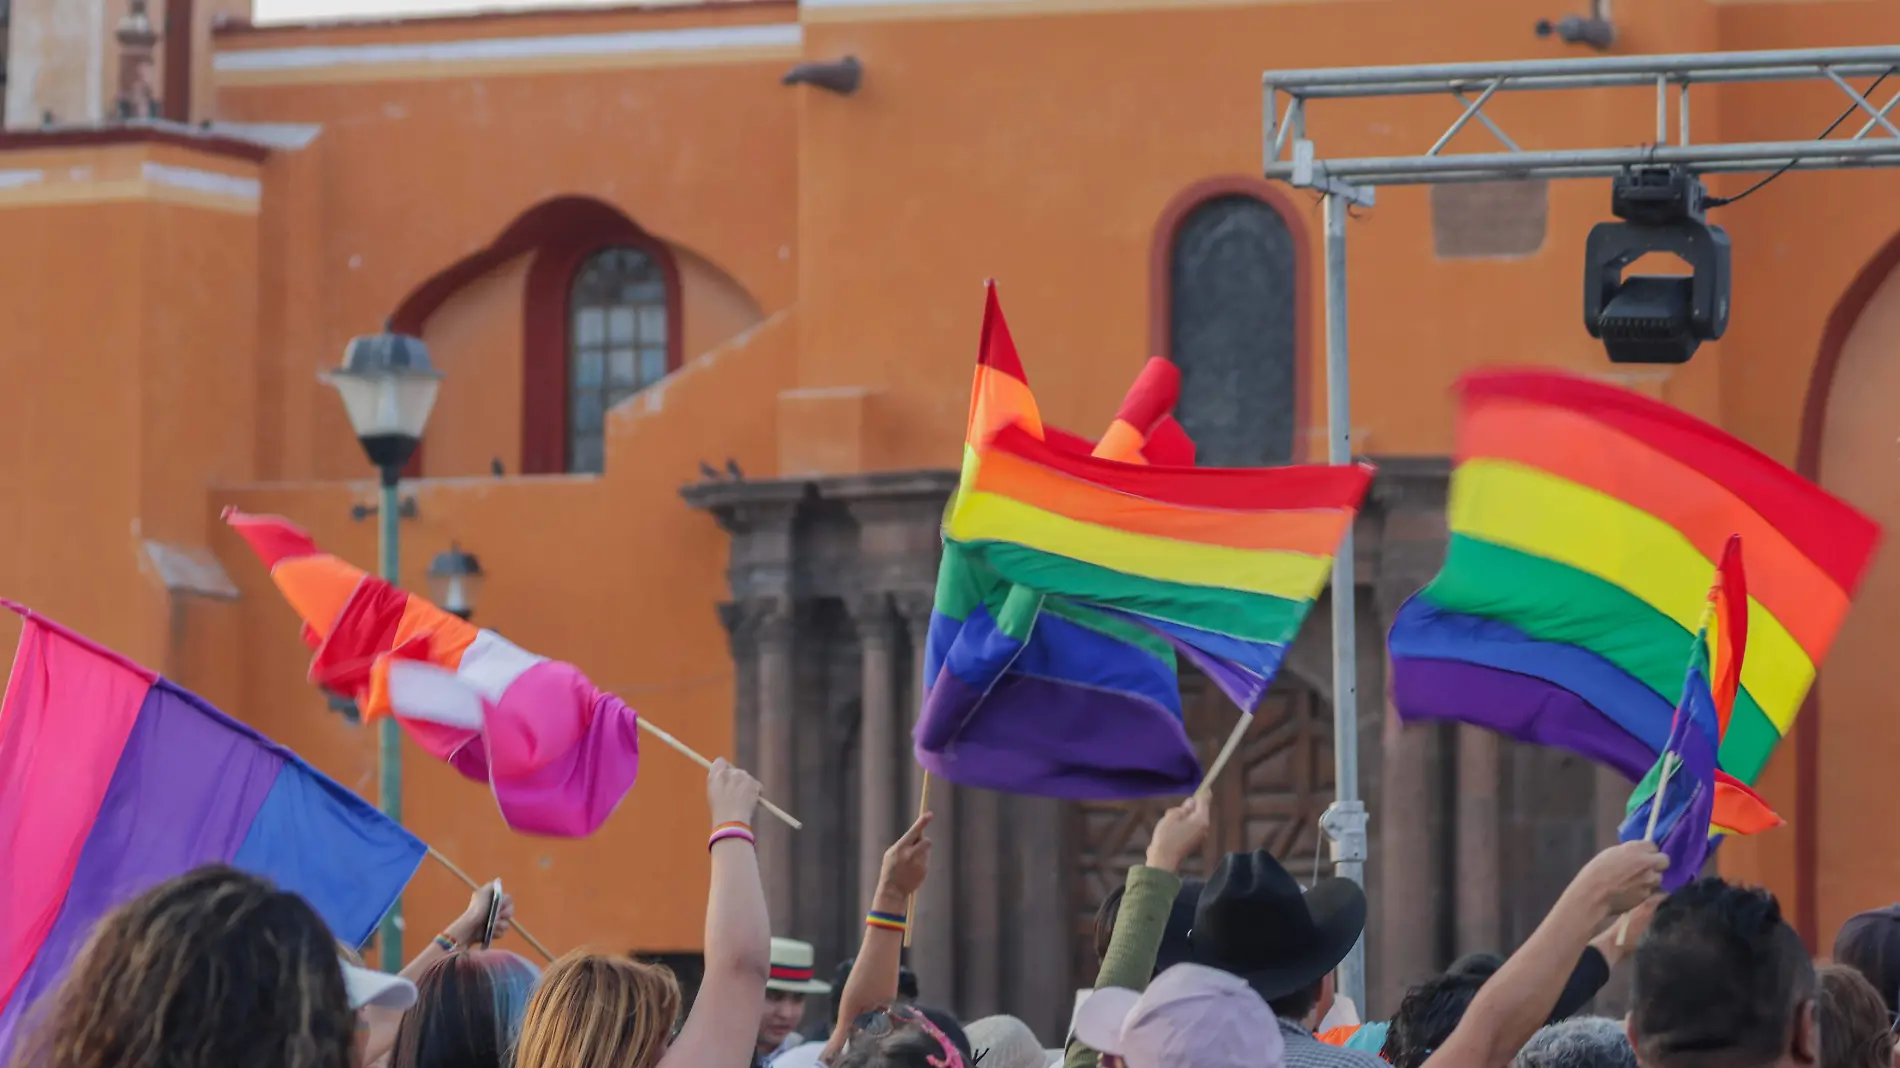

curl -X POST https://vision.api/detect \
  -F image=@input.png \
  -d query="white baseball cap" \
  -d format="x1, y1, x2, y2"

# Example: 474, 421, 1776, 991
342, 958, 418, 1011
1073, 963, 1283, 1068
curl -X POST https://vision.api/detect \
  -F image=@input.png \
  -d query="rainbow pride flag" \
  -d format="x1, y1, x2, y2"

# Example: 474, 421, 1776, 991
1390, 369, 1881, 799
914, 283, 1373, 798
0, 603, 422, 1056
1618, 536, 1777, 888
226, 509, 641, 838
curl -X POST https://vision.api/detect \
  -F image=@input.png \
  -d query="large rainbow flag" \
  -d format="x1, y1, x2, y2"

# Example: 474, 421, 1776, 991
0, 604, 421, 1057
914, 283, 1374, 798
225, 509, 641, 838
1390, 369, 1881, 801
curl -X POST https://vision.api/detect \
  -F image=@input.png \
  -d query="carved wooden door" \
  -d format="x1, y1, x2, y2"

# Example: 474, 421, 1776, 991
1068, 669, 1335, 986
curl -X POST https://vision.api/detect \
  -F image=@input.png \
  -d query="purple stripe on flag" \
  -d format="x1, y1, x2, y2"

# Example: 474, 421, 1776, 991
0, 684, 283, 1052
914, 673, 1200, 799
1390, 657, 1654, 781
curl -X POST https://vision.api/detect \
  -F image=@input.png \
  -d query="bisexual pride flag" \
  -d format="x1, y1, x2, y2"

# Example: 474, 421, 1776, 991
1390, 369, 1881, 802
914, 283, 1373, 799
0, 603, 423, 1056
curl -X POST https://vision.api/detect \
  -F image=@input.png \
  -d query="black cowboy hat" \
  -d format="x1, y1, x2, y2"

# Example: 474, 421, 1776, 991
1190, 849, 1367, 1002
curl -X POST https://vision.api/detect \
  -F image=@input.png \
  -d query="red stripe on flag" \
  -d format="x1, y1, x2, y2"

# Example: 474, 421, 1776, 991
1710, 534, 1748, 738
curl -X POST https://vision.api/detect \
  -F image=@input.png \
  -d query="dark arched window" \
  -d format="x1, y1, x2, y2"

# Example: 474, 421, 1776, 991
566, 247, 671, 474
1165, 192, 1299, 467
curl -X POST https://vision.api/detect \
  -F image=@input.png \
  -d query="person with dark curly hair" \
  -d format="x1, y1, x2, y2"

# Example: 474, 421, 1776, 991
1381, 971, 1489, 1068
12, 865, 358, 1068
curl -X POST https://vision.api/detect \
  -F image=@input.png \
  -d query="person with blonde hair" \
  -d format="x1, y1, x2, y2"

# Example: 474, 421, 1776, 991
515, 759, 771, 1068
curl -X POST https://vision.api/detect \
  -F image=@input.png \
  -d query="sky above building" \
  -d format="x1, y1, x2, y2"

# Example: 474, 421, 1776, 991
253, 0, 623, 23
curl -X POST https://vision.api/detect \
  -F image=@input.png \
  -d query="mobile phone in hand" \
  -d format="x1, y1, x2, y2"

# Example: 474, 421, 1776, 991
480, 880, 503, 948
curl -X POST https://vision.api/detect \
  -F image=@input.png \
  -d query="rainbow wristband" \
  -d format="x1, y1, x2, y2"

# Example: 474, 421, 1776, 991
709, 822, 756, 852
865, 909, 908, 933
434, 932, 458, 953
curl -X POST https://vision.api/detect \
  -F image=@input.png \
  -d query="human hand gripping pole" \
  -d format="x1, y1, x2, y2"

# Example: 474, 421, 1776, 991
638, 717, 802, 830
1146, 793, 1211, 874
902, 773, 932, 946
657, 759, 773, 1068
1613, 750, 1680, 948
424, 849, 555, 962
823, 811, 935, 1066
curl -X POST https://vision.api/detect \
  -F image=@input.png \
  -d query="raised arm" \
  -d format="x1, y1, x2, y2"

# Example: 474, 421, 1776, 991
1423, 841, 1666, 1068
821, 813, 934, 1065
359, 883, 517, 1067
660, 759, 774, 1068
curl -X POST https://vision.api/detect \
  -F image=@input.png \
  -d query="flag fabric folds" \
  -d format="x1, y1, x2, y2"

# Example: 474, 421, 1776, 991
0, 603, 423, 1057
1617, 536, 1778, 889
1389, 369, 1881, 803
914, 282, 1374, 799
224, 509, 641, 838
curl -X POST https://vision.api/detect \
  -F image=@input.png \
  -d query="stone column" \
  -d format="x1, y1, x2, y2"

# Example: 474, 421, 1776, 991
1455, 727, 1502, 956
896, 591, 957, 1009
1367, 460, 1452, 1013
755, 598, 798, 929
851, 592, 901, 913
716, 603, 762, 774
959, 784, 1003, 1017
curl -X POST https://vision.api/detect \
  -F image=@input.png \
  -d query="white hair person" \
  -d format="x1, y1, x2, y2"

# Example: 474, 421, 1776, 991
1513, 1017, 1637, 1068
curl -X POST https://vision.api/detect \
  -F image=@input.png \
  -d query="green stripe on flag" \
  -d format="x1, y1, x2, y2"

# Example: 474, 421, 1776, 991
1426, 535, 1781, 782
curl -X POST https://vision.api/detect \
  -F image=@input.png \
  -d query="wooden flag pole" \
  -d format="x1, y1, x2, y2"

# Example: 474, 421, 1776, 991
634, 716, 802, 830
1197, 714, 1253, 797
903, 772, 931, 948
426, 847, 556, 962
1615, 752, 1679, 947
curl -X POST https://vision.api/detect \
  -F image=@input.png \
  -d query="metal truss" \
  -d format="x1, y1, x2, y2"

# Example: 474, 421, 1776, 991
1264, 45, 1900, 1017
1264, 46, 1900, 205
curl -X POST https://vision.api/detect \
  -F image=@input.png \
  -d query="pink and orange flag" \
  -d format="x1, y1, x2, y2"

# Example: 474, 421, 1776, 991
225, 509, 640, 837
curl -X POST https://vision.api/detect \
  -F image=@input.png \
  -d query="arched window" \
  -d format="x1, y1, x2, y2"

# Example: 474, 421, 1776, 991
1161, 189, 1301, 467
566, 247, 671, 474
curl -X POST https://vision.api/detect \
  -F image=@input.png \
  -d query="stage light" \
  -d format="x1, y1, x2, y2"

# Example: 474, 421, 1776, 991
1583, 166, 1731, 364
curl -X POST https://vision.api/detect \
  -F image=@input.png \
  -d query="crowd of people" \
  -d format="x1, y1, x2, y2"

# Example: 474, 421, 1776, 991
10, 757, 1900, 1068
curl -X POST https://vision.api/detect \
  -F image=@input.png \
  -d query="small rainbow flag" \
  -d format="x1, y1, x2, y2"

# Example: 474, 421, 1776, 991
1390, 369, 1881, 801
1619, 535, 1777, 888
914, 283, 1373, 799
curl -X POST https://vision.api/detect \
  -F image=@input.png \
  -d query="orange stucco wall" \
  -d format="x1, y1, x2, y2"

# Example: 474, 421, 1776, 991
2, 0, 1899, 956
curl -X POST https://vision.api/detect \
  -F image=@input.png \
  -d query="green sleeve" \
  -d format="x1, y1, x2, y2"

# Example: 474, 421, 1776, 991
1061, 865, 1184, 1068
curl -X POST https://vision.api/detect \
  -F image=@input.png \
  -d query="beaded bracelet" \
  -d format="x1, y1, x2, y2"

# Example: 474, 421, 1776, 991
434, 932, 458, 953
865, 909, 908, 934
709, 821, 757, 852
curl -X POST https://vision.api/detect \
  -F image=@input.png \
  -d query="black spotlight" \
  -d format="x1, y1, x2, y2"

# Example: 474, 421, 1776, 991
1583, 165, 1731, 364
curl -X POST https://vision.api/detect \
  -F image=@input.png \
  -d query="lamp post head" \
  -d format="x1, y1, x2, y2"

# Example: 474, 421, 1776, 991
427, 543, 484, 621
324, 325, 443, 482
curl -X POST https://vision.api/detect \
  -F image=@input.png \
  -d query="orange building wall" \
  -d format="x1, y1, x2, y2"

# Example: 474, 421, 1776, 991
0, 0, 1896, 959
0, 139, 260, 671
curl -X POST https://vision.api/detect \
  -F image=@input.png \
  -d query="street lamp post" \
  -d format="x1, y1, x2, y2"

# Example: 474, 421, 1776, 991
427, 545, 484, 622
323, 325, 442, 973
